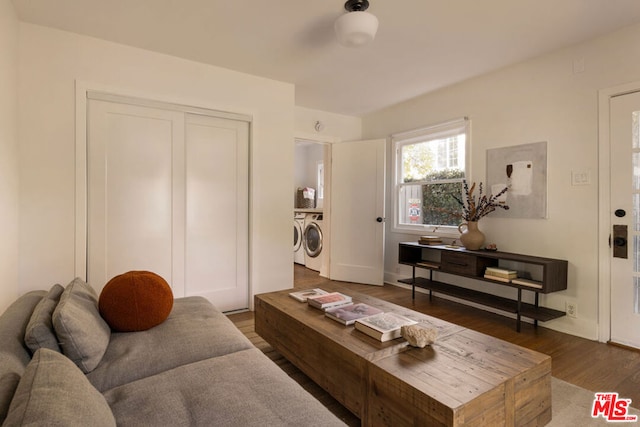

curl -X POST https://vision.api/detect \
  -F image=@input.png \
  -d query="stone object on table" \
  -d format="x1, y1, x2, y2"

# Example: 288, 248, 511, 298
401, 324, 437, 348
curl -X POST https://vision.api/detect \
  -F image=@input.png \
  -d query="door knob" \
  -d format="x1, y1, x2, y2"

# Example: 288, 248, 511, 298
613, 224, 628, 259
376, 217, 383, 223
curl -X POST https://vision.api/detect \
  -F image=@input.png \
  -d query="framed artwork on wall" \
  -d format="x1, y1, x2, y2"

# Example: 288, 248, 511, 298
486, 141, 547, 219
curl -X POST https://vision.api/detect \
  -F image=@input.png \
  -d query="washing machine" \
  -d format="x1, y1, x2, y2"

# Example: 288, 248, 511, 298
304, 213, 324, 272
294, 212, 306, 265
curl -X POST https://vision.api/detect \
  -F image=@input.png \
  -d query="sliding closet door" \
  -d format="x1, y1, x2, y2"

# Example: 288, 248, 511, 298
184, 113, 248, 309
86, 98, 249, 311
87, 100, 182, 291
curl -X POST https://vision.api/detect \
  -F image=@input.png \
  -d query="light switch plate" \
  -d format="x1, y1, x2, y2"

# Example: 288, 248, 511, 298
571, 170, 591, 186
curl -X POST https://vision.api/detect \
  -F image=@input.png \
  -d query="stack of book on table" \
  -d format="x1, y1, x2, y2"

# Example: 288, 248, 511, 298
354, 312, 418, 342
306, 292, 352, 310
418, 235, 443, 245
289, 288, 419, 342
484, 267, 518, 282
288, 288, 328, 302
483, 268, 544, 289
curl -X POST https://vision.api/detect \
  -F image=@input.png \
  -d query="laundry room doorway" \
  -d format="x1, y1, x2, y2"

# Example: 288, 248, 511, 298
294, 138, 332, 278
293, 136, 386, 286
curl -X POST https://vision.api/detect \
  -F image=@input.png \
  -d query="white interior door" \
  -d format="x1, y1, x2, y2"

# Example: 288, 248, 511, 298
610, 91, 640, 349
87, 100, 181, 291
87, 98, 249, 311
330, 139, 385, 285
184, 113, 249, 309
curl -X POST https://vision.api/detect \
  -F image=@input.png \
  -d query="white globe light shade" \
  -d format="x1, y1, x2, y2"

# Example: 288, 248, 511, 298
334, 11, 379, 47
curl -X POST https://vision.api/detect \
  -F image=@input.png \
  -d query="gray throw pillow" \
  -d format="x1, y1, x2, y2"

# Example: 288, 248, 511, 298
3, 348, 116, 427
24, 284, 65, 354
52, 278, 111, 373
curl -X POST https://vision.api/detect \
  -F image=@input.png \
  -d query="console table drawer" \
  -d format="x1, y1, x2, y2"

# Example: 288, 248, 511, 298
441, 251, 496, 275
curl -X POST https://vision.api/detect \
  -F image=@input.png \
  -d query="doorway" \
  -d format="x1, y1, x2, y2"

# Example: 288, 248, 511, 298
294, 139, 330, 277
294, 140, 327, 210
608, 90, 640, 349
293, 136, 386, 286
599, 83, 640, 349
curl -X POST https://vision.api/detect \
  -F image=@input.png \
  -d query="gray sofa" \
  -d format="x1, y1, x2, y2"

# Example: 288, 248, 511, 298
0, 279, 346, 426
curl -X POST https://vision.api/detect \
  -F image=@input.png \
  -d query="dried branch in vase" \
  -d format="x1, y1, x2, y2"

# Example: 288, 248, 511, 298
452, 180, 509, 222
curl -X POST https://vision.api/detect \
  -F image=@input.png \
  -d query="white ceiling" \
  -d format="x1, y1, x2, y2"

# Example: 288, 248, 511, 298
12, 0, 640, 117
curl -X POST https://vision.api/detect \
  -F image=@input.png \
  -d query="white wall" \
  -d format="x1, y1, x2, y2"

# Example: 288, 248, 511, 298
0, 0, 20, 313
364, 22, 640, 340
18, 23, 295, 303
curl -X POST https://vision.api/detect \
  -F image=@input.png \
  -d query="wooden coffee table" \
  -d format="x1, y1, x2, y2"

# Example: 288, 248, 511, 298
255, 289, 551, 426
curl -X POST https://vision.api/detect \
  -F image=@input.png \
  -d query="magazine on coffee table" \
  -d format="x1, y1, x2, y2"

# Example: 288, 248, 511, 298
288, 288, 328, 302
307, 292, 352, 310
354, 312, 418, 342
324, 303, 383, 325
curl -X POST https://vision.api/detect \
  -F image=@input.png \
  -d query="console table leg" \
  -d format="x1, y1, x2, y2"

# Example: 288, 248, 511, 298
517, 288, 522, 333
534, 293, 539, 328
411, 266, 416, 300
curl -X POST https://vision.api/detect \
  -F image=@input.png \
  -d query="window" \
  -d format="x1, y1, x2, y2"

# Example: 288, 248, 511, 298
392, 118, 469, 233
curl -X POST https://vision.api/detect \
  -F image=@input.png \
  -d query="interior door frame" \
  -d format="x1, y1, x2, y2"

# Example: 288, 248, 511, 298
74, 80, 252, 294
295, 131, 339, 278
597, 80, 640, 343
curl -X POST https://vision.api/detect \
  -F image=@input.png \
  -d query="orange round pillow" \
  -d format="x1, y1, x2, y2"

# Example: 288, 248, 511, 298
99, 271, 173, 332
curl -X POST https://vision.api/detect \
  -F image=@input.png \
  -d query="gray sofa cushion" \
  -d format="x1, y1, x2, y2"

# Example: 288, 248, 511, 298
52, 278, 111, 373
104, 348, 346, 426
24, 283, 64, 353
4, 348, 116, 427
0, 290, 46, 424
87, 296, 254, 392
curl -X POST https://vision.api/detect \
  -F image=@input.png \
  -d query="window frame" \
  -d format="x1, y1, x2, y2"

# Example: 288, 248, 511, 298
391, 118, 470, 237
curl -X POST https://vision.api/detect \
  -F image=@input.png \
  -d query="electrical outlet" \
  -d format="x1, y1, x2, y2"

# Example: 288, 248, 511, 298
566, 302, 577, 318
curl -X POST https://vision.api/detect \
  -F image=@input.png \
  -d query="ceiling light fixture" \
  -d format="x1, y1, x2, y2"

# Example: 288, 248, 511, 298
334, 0, 378, 48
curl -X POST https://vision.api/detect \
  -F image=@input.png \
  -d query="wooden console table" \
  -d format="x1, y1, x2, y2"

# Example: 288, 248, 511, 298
398, 242, 568, 331
255, 289, 552, 426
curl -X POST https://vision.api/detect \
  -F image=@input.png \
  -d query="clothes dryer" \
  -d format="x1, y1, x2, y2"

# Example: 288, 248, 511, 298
294, 212, 306, 265
304, 214, 324, 272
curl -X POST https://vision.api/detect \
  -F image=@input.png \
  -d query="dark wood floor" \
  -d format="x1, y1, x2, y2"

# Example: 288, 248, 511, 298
229, 264, 640, 424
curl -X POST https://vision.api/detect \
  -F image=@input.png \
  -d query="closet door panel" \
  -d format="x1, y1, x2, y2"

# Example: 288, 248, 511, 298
87, 100, 183, 292
185, 114, 249, 311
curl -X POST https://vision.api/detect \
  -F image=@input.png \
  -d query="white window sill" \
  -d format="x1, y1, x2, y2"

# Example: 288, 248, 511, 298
391, 224, 460, 240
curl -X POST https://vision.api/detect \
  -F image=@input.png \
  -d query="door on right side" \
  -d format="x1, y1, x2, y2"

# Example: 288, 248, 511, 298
610, 90, 640, 349
330, 139, 386, 286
